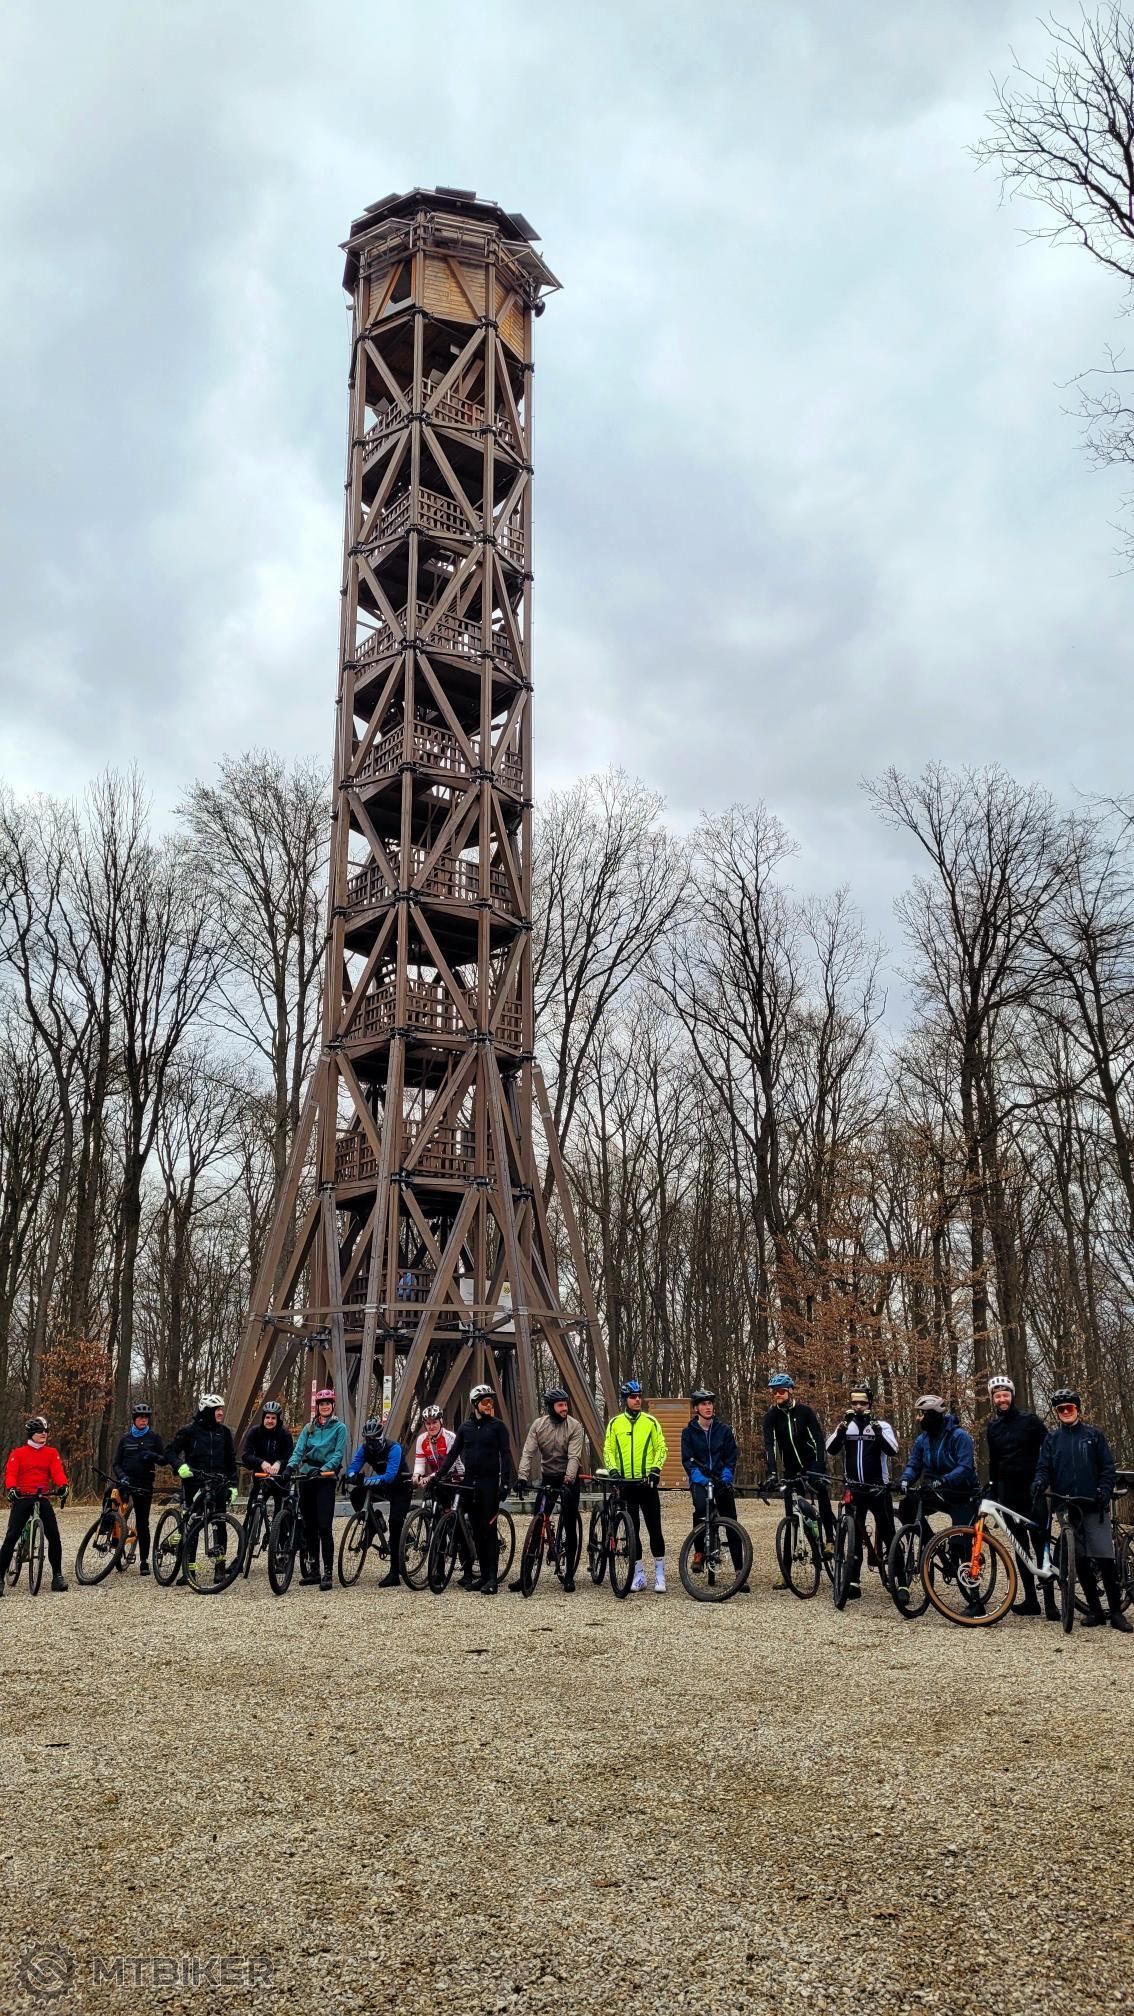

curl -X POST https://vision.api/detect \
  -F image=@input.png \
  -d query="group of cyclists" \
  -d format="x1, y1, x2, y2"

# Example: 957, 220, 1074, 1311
1, 1366, 1129, 1627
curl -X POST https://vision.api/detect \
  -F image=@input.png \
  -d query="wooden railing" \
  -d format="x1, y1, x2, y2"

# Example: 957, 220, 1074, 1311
345, 975, 523, 1051
351, 601, 517, 673
360, 392, 519, 469
354, 714, 522, 794
346, 845, 516, 914
335, 1121, 490, 1185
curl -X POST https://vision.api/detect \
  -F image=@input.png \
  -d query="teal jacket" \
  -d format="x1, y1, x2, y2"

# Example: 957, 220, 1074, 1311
290, 1417, 348, 1475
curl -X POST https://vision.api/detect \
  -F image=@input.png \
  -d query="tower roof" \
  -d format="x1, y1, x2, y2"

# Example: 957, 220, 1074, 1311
341, 186, 559, 295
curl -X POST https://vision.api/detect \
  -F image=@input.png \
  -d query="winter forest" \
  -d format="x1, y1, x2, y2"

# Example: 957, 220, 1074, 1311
3, 754, 1134, 1483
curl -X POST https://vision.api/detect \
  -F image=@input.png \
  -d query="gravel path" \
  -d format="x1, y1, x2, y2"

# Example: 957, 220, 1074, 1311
0, 1501, 1130, 2016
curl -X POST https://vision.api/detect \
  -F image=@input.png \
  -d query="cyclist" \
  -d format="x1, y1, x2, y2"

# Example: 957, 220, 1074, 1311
239, 1399, 294, 1527
603, 1379, 668, 1593
1033, 1388, 1132, 1633
680, 1387, 748, 1588
762, 1372, 834, 1568
984, 1374, 1053, 1619
288, 1389, 348, 1592
412, 1405, 462, 1491
511, 1388, 584, 1594
825, 1384, 898, 1598
165, 1392, 239, 1583
345, 1415, 412, 1587
433, 1384, 512, 1595
0, 1417, 68, 1593
110, 1400, 165, 1576
898, 1394, 980, 1527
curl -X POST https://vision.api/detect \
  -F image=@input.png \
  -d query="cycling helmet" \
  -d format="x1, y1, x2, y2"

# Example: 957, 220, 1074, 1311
314, 1388, 336, 1405
690, 1387, 715, 1404
768, 1373, 795, 1391
620, 1379, 643, 1402
363, 1417, 382, 1436
988, 1374, 1015, 1397
469, 1383, 494, 1406
849, 1386, 873, 1406
421, 1405, 443, 1422
261, 1398, 282, 1418
26, 1416, 47, 1437
1051, 1387, 1081, 1411
199, 1392, 224, 1411
915, 1393, 947, 1414
544, 1388, 569, 1410
131, 1401, 153, 1419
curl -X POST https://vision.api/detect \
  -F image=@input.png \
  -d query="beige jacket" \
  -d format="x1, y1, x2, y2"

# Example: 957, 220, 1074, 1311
518, 1411, 584, 1484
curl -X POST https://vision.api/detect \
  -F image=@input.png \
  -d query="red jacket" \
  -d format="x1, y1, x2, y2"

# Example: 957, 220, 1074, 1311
5, 1443, 67, 1496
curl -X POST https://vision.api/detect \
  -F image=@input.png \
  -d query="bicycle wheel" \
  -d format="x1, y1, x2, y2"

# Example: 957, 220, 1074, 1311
608, 1508, 636, 1598
494, 1508, 515, 1581
778, 1512, 822, 1600
888, 1526, 929, 1618
552, 1506, 581, 1586
75, 1512, 125, 1586
183, 1514, 243, 1594
519, 1515, 545, 1596
240, 1499, 264, 1579
151, 1510, 184, 1586
1120, 1530, 1134, 1609
337, 1513, 371, 1587
1058, 1524, 1076, 1636
27, 1518, 45, 1594
427, 1509, 461, 1593
267, 1502, 300, 1596
922, 1524, 1016, 1626
832, 1514, 856, 1610
398, 1504, 434, 1590
587, 1505, 608, 1586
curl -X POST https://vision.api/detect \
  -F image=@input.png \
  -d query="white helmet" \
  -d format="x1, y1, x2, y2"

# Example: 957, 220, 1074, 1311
987, 1374, 1015, 1397
199, 1392, 225, 1411
469, 1383, 494, 1407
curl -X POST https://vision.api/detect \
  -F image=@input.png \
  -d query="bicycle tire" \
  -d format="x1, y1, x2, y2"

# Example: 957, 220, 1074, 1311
240, 1498, 265, 1578
587, 1504, 608, 1586
678, 1516, 752, 1602
1121, 1529, 1134, 1609
267, 1502, 300, 1596
6, 1541, 22, 1588
27, 1517, 45, 1595
1058, 1523, 1076, 1635
151, 1510, 184, 1586
553, 1505, 581, 1586
398, 1504, 434, 1590
922, 1524, 1016, 1626
832, 1514, 856, 1610
183, 1513, 243, 1594
519, 1514, 545, 1596
608, 1508, 636, 1598
75, 1513, 125, 1586
494, 1508, 516, 1581
427, 1508, 461, 1593
778, 1513, 822, 1600
887, 1526, 929, 1618
337, 1513, 371, 1587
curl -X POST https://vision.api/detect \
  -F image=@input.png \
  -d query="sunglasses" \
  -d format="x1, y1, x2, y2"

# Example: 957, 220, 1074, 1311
1056, 1403, 1079, 1413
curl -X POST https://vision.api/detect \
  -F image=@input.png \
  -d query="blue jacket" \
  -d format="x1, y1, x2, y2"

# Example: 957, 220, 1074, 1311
1033, 1422, 1115, 1506
900, 1415, 978, 1497
680, 1417, 738, 1489
346, 1437, 405, 1486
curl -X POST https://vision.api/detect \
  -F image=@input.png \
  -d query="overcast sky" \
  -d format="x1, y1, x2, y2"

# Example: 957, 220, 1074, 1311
1, 1, 1128, 956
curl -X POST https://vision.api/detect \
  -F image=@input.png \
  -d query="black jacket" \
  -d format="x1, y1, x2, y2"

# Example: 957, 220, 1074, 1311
240, 1423, 295, 1473
1034, 1421, 1116, 1506
435, 1413, 511, 1491
165, 1410, 238, 1482
763, 1402, 827, 1479
984, 1406, 1047, 1497
680, 1417, 738, 1484
112, 1427, 165, 1489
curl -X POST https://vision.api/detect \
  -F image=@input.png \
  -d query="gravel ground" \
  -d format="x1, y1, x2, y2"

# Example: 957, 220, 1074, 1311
0, 1499, 1131, 2016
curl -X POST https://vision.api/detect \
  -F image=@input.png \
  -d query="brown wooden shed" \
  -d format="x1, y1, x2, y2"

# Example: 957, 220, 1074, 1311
647, 1398, 693, 1490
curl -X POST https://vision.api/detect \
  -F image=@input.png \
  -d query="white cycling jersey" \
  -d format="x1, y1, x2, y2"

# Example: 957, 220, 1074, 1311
413, 1426, 463, 1484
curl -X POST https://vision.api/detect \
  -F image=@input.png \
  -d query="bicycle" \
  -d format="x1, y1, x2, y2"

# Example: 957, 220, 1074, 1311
267, 1471, 320, 1596
679, 1474, 753, 1602
239, 1472, 281, 1579
152, 1472, 243, 1594
585, 1472, 637, 1599
399, 1487, 447, 1590
425, 1481, 516, 1594
771, 1472, 832, 1600
4, 1488, 64, 1594
887, 1484, 935, 1619
832, 1483, 893, 1610
516, 1481, 581, 1596
1044, 1492, 1108, 1637
918, 1499, 1021, 1627
75, 1472, 139, 1585
337, 1482, 393, 1586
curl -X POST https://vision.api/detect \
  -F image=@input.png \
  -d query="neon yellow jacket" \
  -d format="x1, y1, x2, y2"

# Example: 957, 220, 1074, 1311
603, 1410, 668, 1481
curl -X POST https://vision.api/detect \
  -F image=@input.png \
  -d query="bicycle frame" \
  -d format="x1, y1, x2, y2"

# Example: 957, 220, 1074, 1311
974, 1497, 1057, 1583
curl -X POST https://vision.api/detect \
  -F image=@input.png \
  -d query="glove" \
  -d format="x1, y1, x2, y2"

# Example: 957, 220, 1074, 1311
57, 1487, 68, 1509
844, 1410, 855, 1424
721, 1468, 733, 1486
926, 1479, 942, 1494
228, 1487, 238, 1503
514, 1480, 527, 1498
1096, 1488, 1110, 1509
690, 1466, 707, 1486
647, 1468, 661, 1486
177, 1463, 192, 1480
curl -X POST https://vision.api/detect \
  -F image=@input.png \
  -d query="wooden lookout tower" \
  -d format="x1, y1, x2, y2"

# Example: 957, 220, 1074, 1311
227, 188, 614, 1455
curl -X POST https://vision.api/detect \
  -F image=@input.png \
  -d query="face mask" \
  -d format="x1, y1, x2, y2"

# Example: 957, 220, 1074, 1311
921, 1413, 943, 1434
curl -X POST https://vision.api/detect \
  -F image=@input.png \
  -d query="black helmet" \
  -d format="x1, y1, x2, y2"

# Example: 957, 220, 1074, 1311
363, 1416, 382, 1436
544, 1388, 569, 1411
26, 1416, 47, 1437
690, 1387, 715, 1405
1051, 1387, 1081, 1412
131, 1401, 153, 1419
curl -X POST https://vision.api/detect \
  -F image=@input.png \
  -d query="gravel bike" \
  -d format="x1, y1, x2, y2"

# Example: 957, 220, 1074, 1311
4, 1488, 64, 1594
337, 1483, 394, 1586
679, 1474, 752, 1602
152, 1472, 243, 1594
585, 1472, 636, 1598
772, 1472, 832, 1599
832, 1483, 892, 1609
239, 1472, 281, 1579
516, 1481, 580, 1596
426, 1481, 516, 1593
399, 1488, 446, 1590
1044, 1492, 1106, 1637
75, 1472, 139, 1585
267, 1472, 320, 1595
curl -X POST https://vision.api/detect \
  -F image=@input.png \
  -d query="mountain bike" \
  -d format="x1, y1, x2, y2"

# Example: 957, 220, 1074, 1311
4, 1488, 64, 1594
772, 1472, 832, 1599
919, 1501, 1019, 1627
152, 1473, 242, 1593
239, 1473, 280, 1579
887, 1484, 935, 1619
337, 1483, 393, 1586
75, 1472, 139, 1585
517, 1481, 580, 1596
426, 1481, 516, 1593
267, 1472, 320, 1595
585, 1472, 636, 1598
832, 1483, 892, 1609
678, 1474, 752, 1602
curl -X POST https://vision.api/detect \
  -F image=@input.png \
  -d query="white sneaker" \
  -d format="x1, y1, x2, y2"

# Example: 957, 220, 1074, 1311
631, 1564, 647, 1592
654, 1560, 666, 1594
